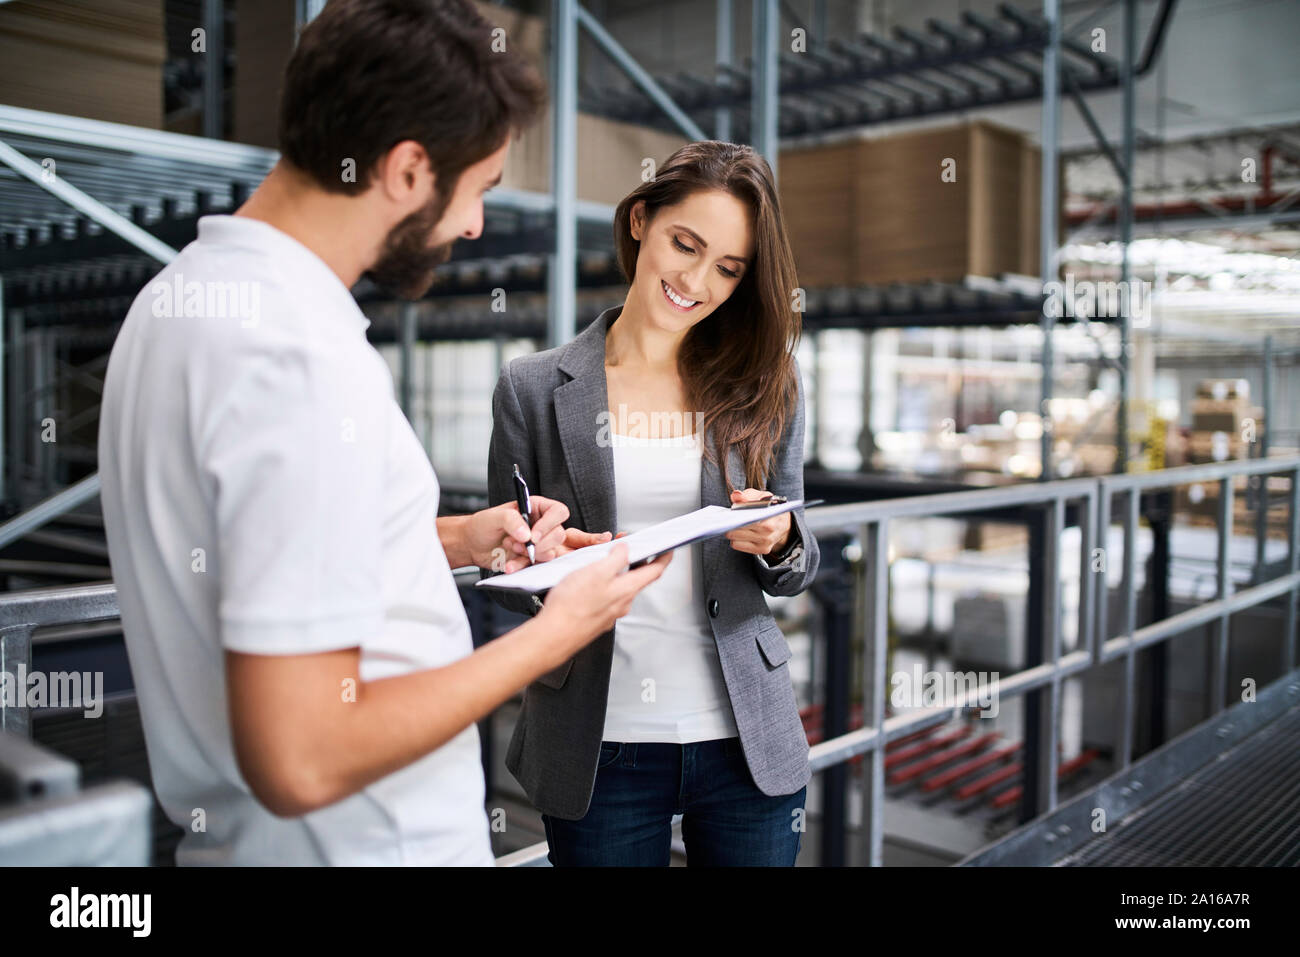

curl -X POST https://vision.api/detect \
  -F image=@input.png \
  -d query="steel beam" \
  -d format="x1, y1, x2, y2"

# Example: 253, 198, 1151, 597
1039, 0, 1061, 481
576, 4, 706, 141
1064, 68, 1126, 183
548, 0, 578, 348
715, 0, 733, 140
201, 0, 225, 140
1116, 0, 1136, 474
751, 0, 780, 172
0, 472, 101, 549
0, 138, 177, 264
399, 303, 416, 419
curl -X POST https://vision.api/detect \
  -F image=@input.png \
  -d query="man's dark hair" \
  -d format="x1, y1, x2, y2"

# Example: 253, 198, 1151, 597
279, 0, 545, 196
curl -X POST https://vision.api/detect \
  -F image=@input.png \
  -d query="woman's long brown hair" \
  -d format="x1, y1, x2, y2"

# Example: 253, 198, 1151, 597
612, 141, 802, 491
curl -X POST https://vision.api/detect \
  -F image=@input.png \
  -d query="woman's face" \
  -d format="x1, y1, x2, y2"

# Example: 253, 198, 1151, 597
628, 188, 754, 335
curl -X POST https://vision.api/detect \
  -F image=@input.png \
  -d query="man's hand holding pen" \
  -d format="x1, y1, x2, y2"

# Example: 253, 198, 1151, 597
466, 495, 615, 573
501, 463, 615, 572
466, 495, 595, 574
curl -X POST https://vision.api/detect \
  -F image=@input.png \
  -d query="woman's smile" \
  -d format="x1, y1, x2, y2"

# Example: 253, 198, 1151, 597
660, 278, 702, 312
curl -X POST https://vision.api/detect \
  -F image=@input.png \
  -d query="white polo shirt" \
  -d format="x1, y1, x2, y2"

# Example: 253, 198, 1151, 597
98, 214, 492, 865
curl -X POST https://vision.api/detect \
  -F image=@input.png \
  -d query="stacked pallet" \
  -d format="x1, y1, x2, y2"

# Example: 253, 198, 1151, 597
1187, 379, 1262, 464
1175, 475, 1290, 539
965, 416, 1042, 478
1048, 396, 1117, 476
779, 120, 1058, 286
962, 522, 1029, 553
0, 0, 165, 128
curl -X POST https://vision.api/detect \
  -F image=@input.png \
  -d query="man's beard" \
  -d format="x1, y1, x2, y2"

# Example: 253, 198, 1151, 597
365, 188, 456, 300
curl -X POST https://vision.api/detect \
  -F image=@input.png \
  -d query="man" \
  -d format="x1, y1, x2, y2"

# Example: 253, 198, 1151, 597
98, 0, 668, 865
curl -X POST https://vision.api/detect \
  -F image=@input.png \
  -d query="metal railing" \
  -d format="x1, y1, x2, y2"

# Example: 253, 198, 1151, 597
802, 474, 1099, 866
0, 581, 117, 737
0, 473, 102, 551
0, 456, 1296, 866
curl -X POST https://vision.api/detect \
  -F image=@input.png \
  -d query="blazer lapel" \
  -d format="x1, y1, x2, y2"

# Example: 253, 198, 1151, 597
555, 307, 620, 536
700, 431, 746, 595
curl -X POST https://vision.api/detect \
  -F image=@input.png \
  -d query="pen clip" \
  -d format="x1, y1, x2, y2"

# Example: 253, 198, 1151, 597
512, 464, 531, 517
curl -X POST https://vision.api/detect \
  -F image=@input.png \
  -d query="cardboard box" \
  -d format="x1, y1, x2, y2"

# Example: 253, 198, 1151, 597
1196, 378, 1250, 401
0, 0, 165, 129
1187, 432, 1254, 463
232, 0, 297, 147
780, 120, 1061, 286
1177, 476, 1290, 538
775, 142, 858, 286
1191, 401, 1261, 435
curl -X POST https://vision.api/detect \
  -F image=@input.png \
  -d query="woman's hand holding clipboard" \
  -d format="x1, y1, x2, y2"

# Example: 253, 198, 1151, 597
725, 488, 796, 557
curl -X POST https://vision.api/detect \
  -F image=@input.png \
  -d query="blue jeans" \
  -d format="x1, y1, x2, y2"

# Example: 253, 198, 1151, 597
541, 737, 806, 866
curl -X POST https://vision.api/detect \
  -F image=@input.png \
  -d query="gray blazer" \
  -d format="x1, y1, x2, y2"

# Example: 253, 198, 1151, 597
484, 304, 820, 820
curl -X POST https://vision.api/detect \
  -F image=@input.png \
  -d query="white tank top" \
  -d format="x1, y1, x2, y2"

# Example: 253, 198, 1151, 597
602, 430, 739, 743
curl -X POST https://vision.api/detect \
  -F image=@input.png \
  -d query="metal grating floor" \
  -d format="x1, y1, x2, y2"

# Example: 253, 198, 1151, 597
1056, 704, 1300, 866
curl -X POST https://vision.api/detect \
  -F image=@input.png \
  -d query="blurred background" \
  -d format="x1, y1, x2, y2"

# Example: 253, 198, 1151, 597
1, 0, 1297, 867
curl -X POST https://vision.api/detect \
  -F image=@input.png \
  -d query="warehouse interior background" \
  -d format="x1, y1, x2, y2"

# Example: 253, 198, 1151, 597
0, 0, 1298, 867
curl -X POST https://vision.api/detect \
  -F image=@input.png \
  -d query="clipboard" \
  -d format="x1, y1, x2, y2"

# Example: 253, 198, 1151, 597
475, 498, 823, 594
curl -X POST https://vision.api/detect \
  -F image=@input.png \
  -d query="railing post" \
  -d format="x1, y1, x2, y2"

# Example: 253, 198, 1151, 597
1212, 476, 1233, 713
859, 518, 889, 868
813, 532, 853, 866
1022, 496, 1061, 819
1253, 337, 1273, 583
1116, 488, 1139, 769
1093, 481, 1111, 663
0, 624, 33, 736
1077, 487, 1097, 661
1037, 497, 1063, 814
1286, 466, 1299, 673
1143, 490, 1171, 750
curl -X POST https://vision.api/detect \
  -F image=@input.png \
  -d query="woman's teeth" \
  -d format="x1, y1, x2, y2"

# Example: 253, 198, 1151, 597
661, 279, 698, 310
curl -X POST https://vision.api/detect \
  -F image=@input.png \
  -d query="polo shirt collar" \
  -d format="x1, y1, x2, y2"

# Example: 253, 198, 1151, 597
196, 215, 371, 331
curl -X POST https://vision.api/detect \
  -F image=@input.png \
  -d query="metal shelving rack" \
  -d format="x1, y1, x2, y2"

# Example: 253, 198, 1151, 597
0, 0, 1173, 515
547, 0, 1176, 477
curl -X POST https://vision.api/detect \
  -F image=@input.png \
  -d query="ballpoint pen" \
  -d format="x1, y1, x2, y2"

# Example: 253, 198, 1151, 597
512, 463, 536, 564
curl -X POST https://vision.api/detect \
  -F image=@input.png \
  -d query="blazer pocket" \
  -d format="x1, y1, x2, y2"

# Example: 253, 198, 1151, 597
536, 656, 575, 690
755, 623, 792, 669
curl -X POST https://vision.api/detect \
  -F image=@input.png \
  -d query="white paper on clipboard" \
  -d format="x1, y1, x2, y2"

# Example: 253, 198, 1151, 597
474, 499, 816, 594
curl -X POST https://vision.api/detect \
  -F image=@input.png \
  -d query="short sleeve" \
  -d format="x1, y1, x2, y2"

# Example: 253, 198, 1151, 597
200, 334, 388, 655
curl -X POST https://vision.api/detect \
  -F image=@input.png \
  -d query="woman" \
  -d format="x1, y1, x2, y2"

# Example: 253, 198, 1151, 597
485, 140, 820, 866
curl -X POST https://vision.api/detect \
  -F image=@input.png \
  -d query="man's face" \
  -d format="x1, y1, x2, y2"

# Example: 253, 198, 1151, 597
366, 140, 509, 299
